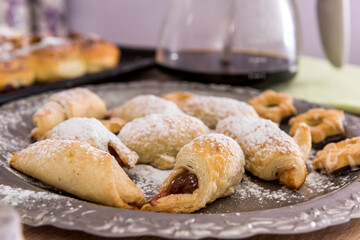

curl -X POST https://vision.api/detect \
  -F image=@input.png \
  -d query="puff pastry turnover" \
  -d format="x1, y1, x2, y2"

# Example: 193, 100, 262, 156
107, 95, 183, 121
216, 117, 309, 189
141, 133, 245, 213
45, 118, 138, 168
313, 137, 360, 173
31, 88, 106, 140
119, 114, 209, 169
162, 92, 258, 129
10, 140, 146, 209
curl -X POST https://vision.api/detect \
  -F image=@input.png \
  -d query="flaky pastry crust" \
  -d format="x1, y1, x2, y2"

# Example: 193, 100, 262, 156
10, 140, 146, 209
31, 88, 106, 140
141, 134, 245, 213
45, 118, 138, 168
216, 117, 308, 189
119, 114, 209, 169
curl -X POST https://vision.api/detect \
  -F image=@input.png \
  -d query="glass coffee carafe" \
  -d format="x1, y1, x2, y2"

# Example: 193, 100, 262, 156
156, 0, 349, 86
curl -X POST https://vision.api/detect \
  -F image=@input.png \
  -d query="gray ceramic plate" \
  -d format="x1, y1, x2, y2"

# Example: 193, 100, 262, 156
0, 80, 360, 239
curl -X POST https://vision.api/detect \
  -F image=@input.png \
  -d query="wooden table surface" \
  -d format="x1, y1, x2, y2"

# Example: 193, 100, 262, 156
19, 62, 360, 240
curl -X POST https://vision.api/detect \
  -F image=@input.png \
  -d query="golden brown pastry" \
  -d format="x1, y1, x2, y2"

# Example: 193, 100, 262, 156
45, 118, 138, 168
118, 114, 209, 169
0, 26, 27, 51
313, 137, 360, 173
100, 117, 127, 134
108, 95, 183, 121
141, 133, 245, 213
10, 140, 146, 209
247, 90, 297, 124
161, 92, 196, 108
163, 92, 259, 129
289, 108, 345, 149
216, 117, 308, 189
69, 33, 120, 73
31, 88, 106, 140
0, 58, 34, 91
27, 36, 86, 82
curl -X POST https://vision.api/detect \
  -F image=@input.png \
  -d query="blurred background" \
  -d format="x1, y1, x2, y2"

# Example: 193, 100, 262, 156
2, 0, 359, 65
66, 0, 360, 65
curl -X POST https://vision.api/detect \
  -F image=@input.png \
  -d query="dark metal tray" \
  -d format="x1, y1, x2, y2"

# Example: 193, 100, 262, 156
0, 80, 360, 239
0, 46, 155, 105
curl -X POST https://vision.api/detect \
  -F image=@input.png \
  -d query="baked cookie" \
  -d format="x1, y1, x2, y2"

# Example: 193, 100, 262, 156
10, 140, 146, 209
217, 117, 309, 189
313, 137, 360, 173
247, 90, 297, 124
31, 88, 106, 140
289, 108, 345, 149
141, 134, 245, 213
107, 95, 183, 121
163, 92, 259, 129
45, 118, 138, 168
118, 114, 209, 169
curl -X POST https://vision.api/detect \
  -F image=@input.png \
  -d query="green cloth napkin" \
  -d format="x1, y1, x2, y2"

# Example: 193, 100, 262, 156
270, 56, 360, 114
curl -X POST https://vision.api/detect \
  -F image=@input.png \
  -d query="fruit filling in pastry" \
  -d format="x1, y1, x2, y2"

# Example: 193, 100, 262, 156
45, 117, 138, 168
31, 88, 106, 140
216, 117, 309, 189
313, 137, 360, 173
149, 170, 199, 205
108, 94, 183, 121
118, 113, 209, 169
162, 92, 259, 129
289, 108, 346, 149
141, 133, 245, 213
247, 90, 297, 124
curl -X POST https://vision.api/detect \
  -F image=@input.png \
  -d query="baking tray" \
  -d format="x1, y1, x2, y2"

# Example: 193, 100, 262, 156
1, 80, 360, 239
0, 46, 155, 105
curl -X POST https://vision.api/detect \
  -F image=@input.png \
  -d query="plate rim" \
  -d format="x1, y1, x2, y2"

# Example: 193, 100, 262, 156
1, 80, 360, 239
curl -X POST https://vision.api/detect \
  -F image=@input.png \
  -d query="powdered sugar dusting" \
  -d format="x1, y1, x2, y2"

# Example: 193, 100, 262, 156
0, 184, 61, 207
182, 96, 258, 129
124, 165, 170, 201
109, 95, 183, 121
119, 113, 208, 166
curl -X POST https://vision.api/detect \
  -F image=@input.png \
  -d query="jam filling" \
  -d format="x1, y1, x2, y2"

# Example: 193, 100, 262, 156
169, 173, 198, 194
149, 172, 199, 206
108, 145, 125, 167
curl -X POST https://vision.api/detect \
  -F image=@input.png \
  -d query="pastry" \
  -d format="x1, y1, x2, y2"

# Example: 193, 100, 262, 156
45, 118, 138, 168
10, 140, 146, 209
31, 88, 106, 140
0, 26, 27, 52
100, 117, 127, 134
118, 114, 209, 169
69, 32, 120, 73
141, 133, 245, 213
289, 108, 345, 149
162, 92, 196, 108
247, 90, 297, 124
163, 92, 259, 129
107, 95, 183, 121
216, 117, 308, 189
313, 137, 360, 173
27, 36, 86, 82
0, 58, 34, 92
